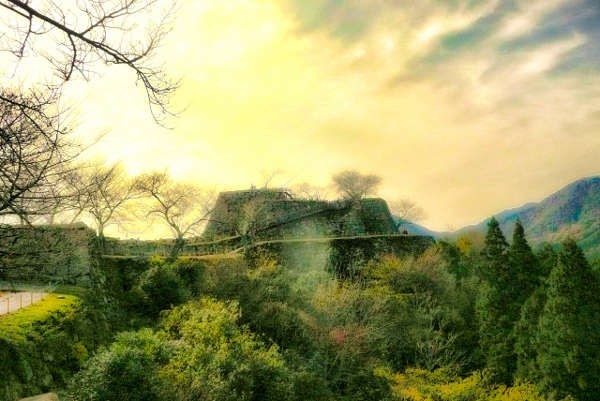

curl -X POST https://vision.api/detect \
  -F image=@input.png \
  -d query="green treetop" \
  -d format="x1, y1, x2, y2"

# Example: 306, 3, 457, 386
508, 219, 540, 309
535, 239, 600, 401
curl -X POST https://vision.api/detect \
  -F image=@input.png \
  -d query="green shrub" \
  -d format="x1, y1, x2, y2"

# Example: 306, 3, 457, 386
386, 367, 548, 401
66, 329, 174, 401
171, 258, 205, 296
68, 297, 304, 401
0, 294, 93, 401
161, 297, 295, 401
136, 264, 189, 317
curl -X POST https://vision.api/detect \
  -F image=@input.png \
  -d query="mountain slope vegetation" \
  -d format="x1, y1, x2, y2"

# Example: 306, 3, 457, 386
423, 177, 600, 258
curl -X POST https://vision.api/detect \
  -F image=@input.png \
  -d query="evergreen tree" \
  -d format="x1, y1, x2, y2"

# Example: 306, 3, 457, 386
514, 284, 546, 382
536, 243, 558, 279
477, 217, 515, 384
508, 219, 540, 306
514, 243, 557, 382
479, 218, 510, 283
535, 239, 600, 400
477, 284, 515, 384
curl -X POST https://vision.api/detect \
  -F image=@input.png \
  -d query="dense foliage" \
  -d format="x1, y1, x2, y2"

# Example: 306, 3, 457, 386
3, 220, 599, 401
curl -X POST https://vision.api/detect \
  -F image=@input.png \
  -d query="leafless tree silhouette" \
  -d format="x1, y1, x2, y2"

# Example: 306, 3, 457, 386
136, 171, 216, 258
0, 90, 77, 223
0, 0, 178, 230
291, 182, 329, 201
77, 163, 139, 239
0, 0, 178, 123
389, 199, 425, 232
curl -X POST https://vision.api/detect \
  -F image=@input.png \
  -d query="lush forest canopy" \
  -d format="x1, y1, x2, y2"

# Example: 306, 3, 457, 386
2, 215, 599, 400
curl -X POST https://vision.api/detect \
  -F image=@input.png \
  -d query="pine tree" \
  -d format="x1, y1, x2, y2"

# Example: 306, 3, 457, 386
536, 243, 558, 279
535, 239, 600, 400
477, 284, 516, 383
479, 217, 510, 285
514, 284, 546, 382
514, 244, 557, 383
508, 219, 540, 307
477, 217, 515, 384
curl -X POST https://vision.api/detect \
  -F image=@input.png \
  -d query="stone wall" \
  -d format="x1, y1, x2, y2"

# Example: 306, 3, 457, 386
203, 188, 398, 241
0, 224, 95, 285
244, 235, 436, 273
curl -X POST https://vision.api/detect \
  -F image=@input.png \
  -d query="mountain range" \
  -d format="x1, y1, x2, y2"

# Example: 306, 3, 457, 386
397, 176, 600, 259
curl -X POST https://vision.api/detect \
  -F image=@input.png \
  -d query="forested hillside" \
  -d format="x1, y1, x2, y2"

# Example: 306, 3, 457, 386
4, 218, 591, 401
415, 177, 600, 259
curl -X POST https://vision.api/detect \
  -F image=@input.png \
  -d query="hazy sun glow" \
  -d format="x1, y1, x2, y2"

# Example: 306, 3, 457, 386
12, 0, 599, 234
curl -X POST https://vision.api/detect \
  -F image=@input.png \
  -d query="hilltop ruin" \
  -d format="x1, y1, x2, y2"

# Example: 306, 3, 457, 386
202, 188, 397, 240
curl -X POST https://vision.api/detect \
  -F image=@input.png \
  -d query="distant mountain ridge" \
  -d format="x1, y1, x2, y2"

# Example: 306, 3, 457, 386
392, 218, 441, 238
397, 176, 600, 258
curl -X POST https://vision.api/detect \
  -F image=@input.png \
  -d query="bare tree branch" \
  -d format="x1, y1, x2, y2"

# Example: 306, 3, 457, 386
389, 199, 426, 232
136, 171, 216, 258
1, 0, 179, 124
0, 89, 81, 223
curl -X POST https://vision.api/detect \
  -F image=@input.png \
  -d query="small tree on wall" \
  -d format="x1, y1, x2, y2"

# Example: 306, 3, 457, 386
331, 170, 381, 203
389, 199, 425, 233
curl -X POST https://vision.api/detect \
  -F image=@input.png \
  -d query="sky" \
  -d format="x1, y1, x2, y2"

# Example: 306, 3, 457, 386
5, 0, 600, 232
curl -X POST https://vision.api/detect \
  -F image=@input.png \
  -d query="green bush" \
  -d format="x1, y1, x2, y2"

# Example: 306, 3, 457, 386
68, 297, 301, 401
385, 367, 549, 401
161, 297, 295, 401
66, 329, 174, 401
136, 263, 189, 317
171, 258, 205, 296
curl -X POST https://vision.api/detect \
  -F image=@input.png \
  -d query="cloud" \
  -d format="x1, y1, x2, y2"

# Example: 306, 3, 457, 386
61, 0, 600, 233
495, 0, 572, 40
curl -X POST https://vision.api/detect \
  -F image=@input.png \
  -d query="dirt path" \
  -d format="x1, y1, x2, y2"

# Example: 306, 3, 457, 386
0, 292, 48, 315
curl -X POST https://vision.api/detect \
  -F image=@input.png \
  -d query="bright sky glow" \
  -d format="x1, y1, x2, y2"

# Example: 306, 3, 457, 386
5, 0, 600, 233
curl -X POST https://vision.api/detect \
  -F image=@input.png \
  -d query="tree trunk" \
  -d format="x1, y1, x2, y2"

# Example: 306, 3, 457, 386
169, 237, 185, 260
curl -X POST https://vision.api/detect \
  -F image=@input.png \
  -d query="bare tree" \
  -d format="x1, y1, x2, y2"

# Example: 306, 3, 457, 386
62, 166, 95, 224
389, 199, 425, 233
74, 163, 138, 241
41, 162, 99, 225
331, 170, 381, 202
0, 90, 77, 224
291, 182, 329, 201
0, 0, 178, 239
1, 0, 178, 123
136, 171, 216, 258
37, 167, 78, 224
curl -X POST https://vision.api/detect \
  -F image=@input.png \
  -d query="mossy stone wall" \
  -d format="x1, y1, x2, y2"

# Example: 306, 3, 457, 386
0, 224, 96, 285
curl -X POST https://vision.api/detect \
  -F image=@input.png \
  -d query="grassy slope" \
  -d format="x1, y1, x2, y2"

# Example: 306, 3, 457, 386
0, 294, 79, 342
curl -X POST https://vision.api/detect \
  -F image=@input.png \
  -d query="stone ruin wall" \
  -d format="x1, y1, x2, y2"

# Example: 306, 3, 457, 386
0, 224, 96, 285
203, 189, 398, 241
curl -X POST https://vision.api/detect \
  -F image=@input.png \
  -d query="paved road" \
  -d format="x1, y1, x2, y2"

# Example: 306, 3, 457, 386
0, 292, 47, 315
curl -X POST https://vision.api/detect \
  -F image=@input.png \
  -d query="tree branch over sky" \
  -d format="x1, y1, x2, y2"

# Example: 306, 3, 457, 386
0, 0, 178, 123
0, 90, 77, 223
